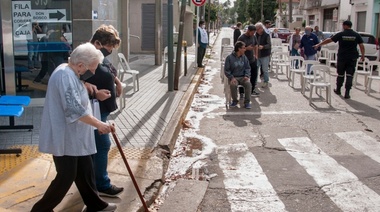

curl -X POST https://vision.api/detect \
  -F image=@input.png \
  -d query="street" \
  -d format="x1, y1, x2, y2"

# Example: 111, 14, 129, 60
160, 27, 380, 212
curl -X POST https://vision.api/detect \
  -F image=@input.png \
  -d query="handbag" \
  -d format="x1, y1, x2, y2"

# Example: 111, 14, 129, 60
91, 98, 101, 121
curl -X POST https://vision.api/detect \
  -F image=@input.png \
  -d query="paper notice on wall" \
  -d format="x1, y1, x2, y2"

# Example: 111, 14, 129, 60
12, 1, 33, 40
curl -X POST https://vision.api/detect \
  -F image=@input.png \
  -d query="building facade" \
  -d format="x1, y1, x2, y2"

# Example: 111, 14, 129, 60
350, 0, 380, 37
299, 0, 352, 32
1, 0, 197, 97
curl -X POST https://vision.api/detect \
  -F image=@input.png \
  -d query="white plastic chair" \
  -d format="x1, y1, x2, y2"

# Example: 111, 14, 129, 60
271, 38, 282, 47
365, 61, 380, 95
118, 53, 140, 93
317, 48, 329, 64
221, 37, 231, 46
309, 65, 331, 105
353, 57, 370, 88
162, 46, 178, 78
327, 50, 337, 67
288, 56, 305, 88
301, 60, 321, 94
117, 63, 128, 109
270, 47, 283, 73
273, 52, 289, 78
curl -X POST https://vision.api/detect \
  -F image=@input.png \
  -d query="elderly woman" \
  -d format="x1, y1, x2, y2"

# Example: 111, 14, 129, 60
83, 24, 124, 197
31, 42, 116, 212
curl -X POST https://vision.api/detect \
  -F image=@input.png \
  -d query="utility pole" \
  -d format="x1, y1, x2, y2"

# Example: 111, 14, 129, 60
167, 0, 174, 91
174, 0, 186, 90
289, 0, 293, 24
155, 0, 162, 65
261, 0, 264, 22
207, 0, 211, 39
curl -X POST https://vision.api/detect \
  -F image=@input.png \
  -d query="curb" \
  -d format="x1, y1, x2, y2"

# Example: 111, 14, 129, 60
142, 32, 221, 211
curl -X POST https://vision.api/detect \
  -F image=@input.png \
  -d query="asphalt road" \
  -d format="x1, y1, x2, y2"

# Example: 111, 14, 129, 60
187, 27, 380, 212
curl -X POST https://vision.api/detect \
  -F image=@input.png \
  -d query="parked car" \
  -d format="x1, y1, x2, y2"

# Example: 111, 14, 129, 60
322, 32, 379, 61
322, 31, 334, 40
271, 28, 292, 43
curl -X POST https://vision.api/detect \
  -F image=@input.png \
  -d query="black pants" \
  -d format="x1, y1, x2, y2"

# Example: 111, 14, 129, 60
239, 60, 258, 94
31, 155, 108, 212
197, 46, 206, 67
336, 59, 357, 90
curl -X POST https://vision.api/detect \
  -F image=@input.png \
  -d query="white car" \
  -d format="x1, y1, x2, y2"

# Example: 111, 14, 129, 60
322, 32, 379, 61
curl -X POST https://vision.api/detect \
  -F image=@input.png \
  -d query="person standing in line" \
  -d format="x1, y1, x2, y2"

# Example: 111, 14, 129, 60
313, 20, 364, 99
289, 27, 302, 56
197, 20, 209, 68
224, 41, 252, 109
84, 24, 124, 198
28, 22, 42, 70
255, 22, 272, 88
31, 42, 117, 212
288, 27, 302, 68
299, 26, 320, 74
233, 22, 242, 45
313, 26, 324, 42
238, 25, 260, 96
272, 28, 279, 38
264, 20, 272, 35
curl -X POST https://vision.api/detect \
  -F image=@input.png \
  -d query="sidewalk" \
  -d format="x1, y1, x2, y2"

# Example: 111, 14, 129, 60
0, 32, 219, 212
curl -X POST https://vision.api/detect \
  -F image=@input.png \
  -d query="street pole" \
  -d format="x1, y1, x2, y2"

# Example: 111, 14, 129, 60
168, 0, 174, 91
155, 0, 162, 66
207, 0, 211, 39
174, 0, 186, 90
261, 0, 264, 22
195, 6, 199, 69
289, 0, 293, 24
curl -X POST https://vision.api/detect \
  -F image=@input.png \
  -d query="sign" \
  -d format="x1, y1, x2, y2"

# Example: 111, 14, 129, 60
12, 1, 67, 40
12, 1, 33, 40
31, 9, 66, 22
192, 0, 206, 7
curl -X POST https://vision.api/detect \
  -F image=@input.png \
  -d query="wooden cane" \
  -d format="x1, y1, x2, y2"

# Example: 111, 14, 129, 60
110, 126, 149, 211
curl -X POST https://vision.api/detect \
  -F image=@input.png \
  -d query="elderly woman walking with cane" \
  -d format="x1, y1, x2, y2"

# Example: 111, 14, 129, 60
31, 42, 117, 212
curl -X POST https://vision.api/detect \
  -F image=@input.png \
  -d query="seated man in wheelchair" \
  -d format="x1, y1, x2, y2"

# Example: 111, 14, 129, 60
224, 41, 252, 109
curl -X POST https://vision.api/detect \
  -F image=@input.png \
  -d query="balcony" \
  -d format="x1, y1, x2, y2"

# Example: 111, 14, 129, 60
304, 0, 321, 9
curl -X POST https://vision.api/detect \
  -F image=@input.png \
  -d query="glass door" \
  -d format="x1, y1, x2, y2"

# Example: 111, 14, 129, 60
11, 0, 72, 98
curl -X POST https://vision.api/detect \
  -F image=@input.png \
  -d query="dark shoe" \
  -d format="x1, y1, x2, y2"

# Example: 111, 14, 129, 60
251, 90, 260, 96
344, 90, 351, 99
100, 203, 117, 211
245, 103, 251, 109
230, 102, 238, 107
333, 89, 341, 95
99, 185, 124, 198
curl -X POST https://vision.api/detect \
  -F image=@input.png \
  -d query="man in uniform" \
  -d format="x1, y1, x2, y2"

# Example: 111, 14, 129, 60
314, 20, 365, 99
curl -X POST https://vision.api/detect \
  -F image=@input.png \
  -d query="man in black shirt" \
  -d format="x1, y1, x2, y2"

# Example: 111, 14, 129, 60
314, 20, 364, 99
233, 22, 242, 45
238, 25, 259, 96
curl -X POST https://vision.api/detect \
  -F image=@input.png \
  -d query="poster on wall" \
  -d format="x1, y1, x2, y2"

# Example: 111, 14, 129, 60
12, 1, 33, 40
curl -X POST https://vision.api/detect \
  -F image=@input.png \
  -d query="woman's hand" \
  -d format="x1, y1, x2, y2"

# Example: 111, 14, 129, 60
97, 122, 115, 135
84, 82, 98, 96
96, 89, 111, 101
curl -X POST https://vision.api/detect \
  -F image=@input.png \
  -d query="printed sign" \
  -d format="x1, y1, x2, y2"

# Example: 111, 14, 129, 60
12, 1, 67, 40
12, 1, 33, 40
192, 0, 207, 7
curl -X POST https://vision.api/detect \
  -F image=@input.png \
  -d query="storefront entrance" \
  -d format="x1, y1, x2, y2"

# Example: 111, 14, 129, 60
1, 0, 72, 98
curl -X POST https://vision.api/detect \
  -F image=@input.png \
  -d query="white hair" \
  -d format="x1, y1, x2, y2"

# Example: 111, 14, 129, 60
255, 22, 264, 30
69, 42, 104, 66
